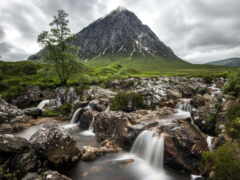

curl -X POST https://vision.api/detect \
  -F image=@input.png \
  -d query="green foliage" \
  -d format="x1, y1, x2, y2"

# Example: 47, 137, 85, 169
41, 109, 61, 117
41, 103, 72, 117
226, 117, 240, 139
226, 103, 240, 121
111, 91, 144, 112
58, 103, 72, 115
38, 10, 80, 85
223, 103, 240, 139
224, 71, 240, 96
202, 143, 240, 180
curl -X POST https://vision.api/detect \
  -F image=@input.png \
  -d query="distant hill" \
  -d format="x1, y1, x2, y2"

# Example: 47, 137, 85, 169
29, 7, 182, 63
206, 58, 240, 67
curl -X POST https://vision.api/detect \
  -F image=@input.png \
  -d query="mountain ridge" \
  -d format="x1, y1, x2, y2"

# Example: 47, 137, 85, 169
206, 57, 240, 67
29, 7, 181, 61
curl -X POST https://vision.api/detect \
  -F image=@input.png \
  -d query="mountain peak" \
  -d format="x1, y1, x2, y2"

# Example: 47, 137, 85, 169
115, 6, 128, 12
29, 8, 180, 61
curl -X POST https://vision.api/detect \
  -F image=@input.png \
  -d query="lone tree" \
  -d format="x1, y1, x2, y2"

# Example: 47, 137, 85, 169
38, 10, 79, 85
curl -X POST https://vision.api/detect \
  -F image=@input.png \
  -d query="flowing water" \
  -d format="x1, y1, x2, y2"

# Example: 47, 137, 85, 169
37, 99, 50, 110
131, 130, 164, 168
15, 101, 198, 180
71, 108, 82, 124
207, 136, 214, 151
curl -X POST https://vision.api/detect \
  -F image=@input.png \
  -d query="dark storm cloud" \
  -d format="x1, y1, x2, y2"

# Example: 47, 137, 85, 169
0, 0, 240, 63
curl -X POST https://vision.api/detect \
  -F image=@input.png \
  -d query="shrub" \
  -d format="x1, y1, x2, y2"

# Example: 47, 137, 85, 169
58, 103, 72, 115
202, 143, 240, 180
226, 117, 240, 139
111, 92, 144, 112
226, 103, 240, 121
224, 71, 240, 96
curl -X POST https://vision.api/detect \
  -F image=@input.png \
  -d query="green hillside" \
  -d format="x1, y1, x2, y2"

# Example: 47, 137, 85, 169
0, 57, 235, 101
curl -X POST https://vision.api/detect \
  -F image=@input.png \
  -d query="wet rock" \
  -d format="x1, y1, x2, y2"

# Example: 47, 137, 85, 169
0, 134, 42, 179
162, 120, 208, 173
30, 125, 80, 165
0, 134, 30, 153
93, 111, 131, 148
22, 173, 42, 180
10, 86, 56, 108
0, 97, 24, 123
24, 107, 42, 117
42, 171, 71, 180
13, 149, 42, 175
78, 109, 95, 129
88, 99, 109, 112
81, 143, 121, 161
167, 89, 182, 99
83, 86, 116, 100
191, 95, 206, 107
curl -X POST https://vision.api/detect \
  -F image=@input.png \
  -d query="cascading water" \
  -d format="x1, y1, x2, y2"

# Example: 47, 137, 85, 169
70, 108, 82, 124
80, 117, 95, 136
207, 136, 214, 151
37, 99, 50, 110
131, 130, 164, 169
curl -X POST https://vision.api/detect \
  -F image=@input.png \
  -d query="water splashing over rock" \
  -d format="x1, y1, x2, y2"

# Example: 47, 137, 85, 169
131, 130, 164, 169
37, 100, 50, 110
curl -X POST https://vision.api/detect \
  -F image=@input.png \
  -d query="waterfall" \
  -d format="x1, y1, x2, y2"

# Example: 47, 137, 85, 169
80, 117, 95, 136
207, 136, 214, 151
131, 130, 164, 169
70, 108, 82, 124
191, 174, 203, 180
37, 100, 50, 110
177, 99, 192, 113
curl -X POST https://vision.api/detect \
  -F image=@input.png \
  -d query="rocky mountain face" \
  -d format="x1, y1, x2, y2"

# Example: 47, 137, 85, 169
29, 7, 179, 60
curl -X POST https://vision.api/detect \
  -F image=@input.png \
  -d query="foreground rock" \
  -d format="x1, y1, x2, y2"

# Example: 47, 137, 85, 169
23, 171, 71, 180
0, 97, 25, 123
30, 124, 80, 165
0, 134, 43, 179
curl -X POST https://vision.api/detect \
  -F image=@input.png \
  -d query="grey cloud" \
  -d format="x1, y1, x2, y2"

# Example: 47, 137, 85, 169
0, 42, 28, 61
0, 26, 5, 41
0, 0, 240, 63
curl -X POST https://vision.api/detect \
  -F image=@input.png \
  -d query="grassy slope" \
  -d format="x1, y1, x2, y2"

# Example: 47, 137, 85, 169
85, 56, 233, 78
0, 56, 236, 100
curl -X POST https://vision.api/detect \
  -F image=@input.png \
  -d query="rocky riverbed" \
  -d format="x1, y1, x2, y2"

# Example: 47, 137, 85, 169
0, 77, 231, 179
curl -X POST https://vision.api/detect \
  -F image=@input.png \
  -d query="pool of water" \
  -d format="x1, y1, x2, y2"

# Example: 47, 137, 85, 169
68, 153, 189, 180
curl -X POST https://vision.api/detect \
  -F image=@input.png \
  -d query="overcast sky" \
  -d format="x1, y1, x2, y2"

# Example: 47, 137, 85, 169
0, 0, 240, 63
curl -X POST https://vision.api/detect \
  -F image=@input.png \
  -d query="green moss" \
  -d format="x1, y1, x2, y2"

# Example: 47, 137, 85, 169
202, 142, 240, 180
41, 109, 61, 117
111, 91, 145, 112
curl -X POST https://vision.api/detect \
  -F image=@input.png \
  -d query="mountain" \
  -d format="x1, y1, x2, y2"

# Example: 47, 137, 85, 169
206, 58, 240, 67
29, 7, 180, 61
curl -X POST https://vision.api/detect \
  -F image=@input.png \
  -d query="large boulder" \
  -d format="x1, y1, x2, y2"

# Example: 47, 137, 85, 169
163, 120, 208, 173
0, 134, 43, 179
30, 124, 80, 165
0, 97, 24, 123
42, 171, 71, 180
93, 111, 131, 148
0, 134, 30, 153
10, 86, 56, 108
